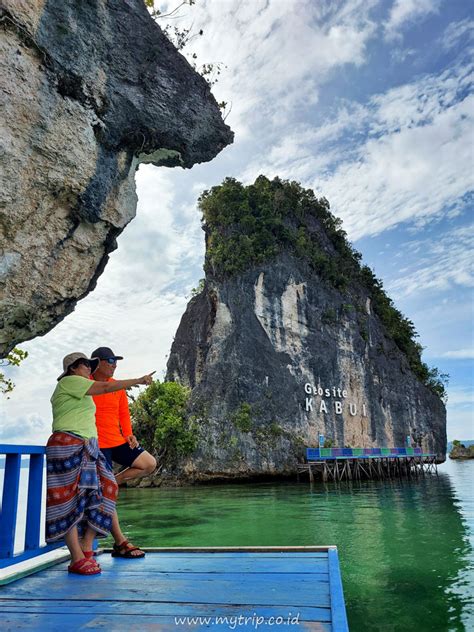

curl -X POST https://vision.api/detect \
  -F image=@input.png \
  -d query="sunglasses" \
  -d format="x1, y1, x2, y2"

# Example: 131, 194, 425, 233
73, 359, 91, 369
102, 358, 117, 365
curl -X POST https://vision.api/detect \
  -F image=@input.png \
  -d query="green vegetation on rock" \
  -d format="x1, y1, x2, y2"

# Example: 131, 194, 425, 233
130, 380, 197, 465
231, 402, 252, 433
199, 175, 447, 400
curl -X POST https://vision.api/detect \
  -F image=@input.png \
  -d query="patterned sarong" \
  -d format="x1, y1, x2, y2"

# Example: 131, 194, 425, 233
45, 432, 118, 543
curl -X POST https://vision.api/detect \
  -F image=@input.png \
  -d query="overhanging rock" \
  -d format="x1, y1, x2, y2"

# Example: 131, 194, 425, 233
0, 0, 233, 355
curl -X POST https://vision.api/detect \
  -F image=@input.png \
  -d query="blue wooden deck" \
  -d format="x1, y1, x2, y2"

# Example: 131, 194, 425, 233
0, 547, 348, 631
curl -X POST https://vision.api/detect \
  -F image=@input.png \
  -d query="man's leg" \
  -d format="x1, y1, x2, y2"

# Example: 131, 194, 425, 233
110, 510, 144, 557
115, 451, 157, 485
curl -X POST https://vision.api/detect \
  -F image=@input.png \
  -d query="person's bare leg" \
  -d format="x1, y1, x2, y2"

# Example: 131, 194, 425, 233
64, 526, 86, 565
110, 510, 143, 557
110, 511, 127, 545
115, 452, 157, 485
81, 526, 97, 553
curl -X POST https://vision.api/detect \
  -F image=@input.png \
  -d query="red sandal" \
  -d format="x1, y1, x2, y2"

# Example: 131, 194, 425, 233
68, 557, 101, 575
83, 550, 96, 559
111, 540, 145, 558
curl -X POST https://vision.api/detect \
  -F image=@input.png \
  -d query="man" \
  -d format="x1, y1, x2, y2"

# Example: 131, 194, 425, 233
91, 346, 157, 558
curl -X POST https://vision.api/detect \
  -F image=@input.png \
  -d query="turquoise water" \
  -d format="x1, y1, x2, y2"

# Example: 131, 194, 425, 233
109, 458, 473, 631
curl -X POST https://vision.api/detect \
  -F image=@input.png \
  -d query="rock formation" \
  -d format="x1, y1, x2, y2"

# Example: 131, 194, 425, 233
0, 0, 233, 355
166, 176, 447, 482
449, 443, 474, 459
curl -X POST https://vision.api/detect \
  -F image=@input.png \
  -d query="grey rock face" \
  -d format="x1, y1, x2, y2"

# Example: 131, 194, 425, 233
0, 0, 233, 354
167, 252, 446, 481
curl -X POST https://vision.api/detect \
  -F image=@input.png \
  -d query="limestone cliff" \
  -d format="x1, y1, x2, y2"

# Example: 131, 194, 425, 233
166, 176, 447, 481
0, 0, 233, 355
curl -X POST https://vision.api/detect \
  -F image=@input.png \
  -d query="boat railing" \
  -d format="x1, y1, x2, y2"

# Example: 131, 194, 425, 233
0, 444, 62, 569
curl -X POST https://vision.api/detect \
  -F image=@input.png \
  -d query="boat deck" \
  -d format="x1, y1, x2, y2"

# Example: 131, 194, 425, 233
0, 547, 348, 631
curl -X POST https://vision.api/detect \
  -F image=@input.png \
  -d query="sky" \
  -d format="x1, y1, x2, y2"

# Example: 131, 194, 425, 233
1, 0, 473, 444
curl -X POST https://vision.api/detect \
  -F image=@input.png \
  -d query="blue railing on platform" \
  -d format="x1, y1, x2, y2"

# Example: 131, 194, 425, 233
306, 446, 434, 461
0, 445, 62, 568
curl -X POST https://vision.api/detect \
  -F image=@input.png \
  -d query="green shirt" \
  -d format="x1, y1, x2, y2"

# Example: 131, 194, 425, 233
51, 376, 97, 439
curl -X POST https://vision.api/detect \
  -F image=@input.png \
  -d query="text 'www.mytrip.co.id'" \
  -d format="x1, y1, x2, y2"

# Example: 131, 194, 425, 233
174, 612, 301, 628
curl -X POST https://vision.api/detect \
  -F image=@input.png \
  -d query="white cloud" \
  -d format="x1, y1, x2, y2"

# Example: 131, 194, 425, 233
441, 349, 474, 360
446, 386, 474, 439
446, 386, 474, 408
170, 0, 378, 136
387, 225, 474, 297
0, 412, 49, 445
447, 408, 474, 441
240, 57, 473, 241
441, 18, 474, 51
384, 0, 442, 41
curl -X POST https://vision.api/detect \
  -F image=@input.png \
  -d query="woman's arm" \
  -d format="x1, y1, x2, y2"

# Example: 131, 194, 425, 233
87, 372, 155, 396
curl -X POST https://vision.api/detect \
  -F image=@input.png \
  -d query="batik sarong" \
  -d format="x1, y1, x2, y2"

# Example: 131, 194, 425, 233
45, 431, 118, 543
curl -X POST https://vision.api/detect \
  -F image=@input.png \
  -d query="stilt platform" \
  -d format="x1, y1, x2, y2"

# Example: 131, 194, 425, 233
0, 547, 349, 631
298, 447, 438, 483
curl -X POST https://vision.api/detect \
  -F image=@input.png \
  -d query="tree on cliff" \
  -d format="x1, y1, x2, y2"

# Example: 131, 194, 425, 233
0, 348, 28, 396
145, 0, 226, 91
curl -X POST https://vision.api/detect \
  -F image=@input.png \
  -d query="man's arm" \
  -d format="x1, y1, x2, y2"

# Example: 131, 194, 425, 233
119, 389, 137, 448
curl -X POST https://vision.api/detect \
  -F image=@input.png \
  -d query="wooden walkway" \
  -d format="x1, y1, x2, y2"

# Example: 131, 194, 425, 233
0, 547, 348, 631
299, 447, 438, 483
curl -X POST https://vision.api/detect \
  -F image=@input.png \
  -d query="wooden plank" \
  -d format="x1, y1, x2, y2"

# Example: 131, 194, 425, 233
0, 547, 68, 585
43, 557, 329, 575
0, 573, 331, 607
24, 454, 44, 552
98, 550, 331, 558
45, 567, 330, 577
37, 570, 330, 584
98, 546, 334, 553
0, 445, 46, 455
0, 544, 65, 574
0, 600, 332, 621
328, 548, 348, 632
0, 454, 21, 558
0, 613, 331, 631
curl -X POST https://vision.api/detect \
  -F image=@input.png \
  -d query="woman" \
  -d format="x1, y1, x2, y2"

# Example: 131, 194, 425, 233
46, 352, 154, 575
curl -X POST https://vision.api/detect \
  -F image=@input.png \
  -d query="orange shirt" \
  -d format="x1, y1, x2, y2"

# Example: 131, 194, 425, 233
92, 378, 133, 448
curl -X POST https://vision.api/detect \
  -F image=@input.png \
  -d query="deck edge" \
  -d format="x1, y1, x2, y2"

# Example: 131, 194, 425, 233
99, 545, 337, 553
328, 548, 349, 632
0, 548, 70, 586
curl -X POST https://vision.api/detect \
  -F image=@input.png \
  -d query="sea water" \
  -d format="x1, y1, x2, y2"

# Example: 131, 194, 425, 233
2, 458, 473, 631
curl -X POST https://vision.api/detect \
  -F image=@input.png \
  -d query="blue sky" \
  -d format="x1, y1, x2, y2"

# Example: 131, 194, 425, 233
2, 0, 472, 443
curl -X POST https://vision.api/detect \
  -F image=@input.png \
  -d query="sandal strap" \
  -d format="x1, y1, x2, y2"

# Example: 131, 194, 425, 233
123, 545, 141, 553
114, 540, 130, 550
115, 540, 142, 552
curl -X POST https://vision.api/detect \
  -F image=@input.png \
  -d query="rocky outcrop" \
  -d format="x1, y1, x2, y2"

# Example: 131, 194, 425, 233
449, 444, 474, 459
0, 0, 233, 355
166, 177, 446, 482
